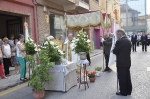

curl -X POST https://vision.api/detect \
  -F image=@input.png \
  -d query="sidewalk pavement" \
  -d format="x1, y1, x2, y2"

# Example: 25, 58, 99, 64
90, 49, 103, 57
1, 46, 150, 99
0, 49, 102, 92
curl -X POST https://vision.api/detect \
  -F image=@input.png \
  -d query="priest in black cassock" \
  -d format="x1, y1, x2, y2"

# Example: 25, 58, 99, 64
113, 29, 132, 96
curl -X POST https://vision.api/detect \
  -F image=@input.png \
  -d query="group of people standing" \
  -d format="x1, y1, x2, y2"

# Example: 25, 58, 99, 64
101, 30, 150, 96
131, 32, 150, 52
102, 29, 132, 96
0, 34, 27, 81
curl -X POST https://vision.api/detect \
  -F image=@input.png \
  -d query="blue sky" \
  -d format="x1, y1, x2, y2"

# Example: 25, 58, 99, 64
120, 0, 149, 15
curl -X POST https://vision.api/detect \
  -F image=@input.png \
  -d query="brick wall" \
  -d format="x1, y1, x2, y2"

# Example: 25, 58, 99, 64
36, 0, 65, 44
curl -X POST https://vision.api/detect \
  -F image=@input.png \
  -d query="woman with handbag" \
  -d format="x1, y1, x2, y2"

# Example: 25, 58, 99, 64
2, 37, 11, 76
16, 34, 27, 81
0, 48, 7, 79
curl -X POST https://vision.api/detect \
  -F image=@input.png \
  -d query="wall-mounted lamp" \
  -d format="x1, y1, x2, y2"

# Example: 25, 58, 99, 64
43, 6, 47, 12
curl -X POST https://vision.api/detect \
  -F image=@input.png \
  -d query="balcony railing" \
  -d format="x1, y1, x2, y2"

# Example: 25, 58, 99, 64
81, 0, 89, 4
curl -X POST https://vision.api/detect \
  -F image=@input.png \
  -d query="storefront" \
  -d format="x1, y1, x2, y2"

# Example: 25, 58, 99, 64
49, 14, 66, 38
0, 0, 38, 43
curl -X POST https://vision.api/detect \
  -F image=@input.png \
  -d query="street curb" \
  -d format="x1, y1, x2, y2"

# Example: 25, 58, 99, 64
0, 80, 28, 92
90, 52, 103, 58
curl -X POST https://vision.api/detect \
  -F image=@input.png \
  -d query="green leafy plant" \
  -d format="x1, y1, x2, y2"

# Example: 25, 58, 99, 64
28, 47, 54, 92
73, 30, 91, 54
87, 71, 96, 78
42, 39, 63, 63
25, 37, 37, 55
95, 67, 102, 71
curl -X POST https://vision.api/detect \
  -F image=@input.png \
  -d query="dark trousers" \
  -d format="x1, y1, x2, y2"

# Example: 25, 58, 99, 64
132, 42, 136, 51
104, 54, 111, 71
86, 53, 91, 65
148, 39, 150, 46
3, 58, 11, 75
137, 41, 140, 46
117, 67, 132, 95
142, 41, 147, 51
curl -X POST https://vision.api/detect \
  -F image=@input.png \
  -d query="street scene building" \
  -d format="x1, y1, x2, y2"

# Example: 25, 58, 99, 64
120, 0, 147, 34
0, 0, 38, 43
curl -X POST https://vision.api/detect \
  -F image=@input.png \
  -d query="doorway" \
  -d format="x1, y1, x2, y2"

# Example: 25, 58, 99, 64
0, 14, 23, 39
93, 29, 100, 49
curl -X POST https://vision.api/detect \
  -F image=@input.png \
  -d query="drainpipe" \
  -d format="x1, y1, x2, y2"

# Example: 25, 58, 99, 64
32, 0, 39, 44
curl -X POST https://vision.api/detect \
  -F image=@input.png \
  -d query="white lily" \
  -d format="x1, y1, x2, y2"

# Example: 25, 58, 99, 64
87, 39, 91, 43
50, 41, 54, 45
44, 41, 48, 45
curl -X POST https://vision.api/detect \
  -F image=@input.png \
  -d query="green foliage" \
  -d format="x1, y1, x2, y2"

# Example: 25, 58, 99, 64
25, 37, 37, 55
73, 30, 91, 54
42, 39, 62, 63
87, 71, 96, 78
28, 47, 54, 92
95, 67, 102, 71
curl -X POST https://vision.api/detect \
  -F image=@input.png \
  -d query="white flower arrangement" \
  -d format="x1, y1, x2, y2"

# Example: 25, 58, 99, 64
73, 30, 91, 54
25, 37, 37, 55
43, 39, 64, 63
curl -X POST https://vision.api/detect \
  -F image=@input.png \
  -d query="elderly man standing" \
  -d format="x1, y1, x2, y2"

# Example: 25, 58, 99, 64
102, 34, 112, 72
113, 29, 132, 96
63, 33, 73, 61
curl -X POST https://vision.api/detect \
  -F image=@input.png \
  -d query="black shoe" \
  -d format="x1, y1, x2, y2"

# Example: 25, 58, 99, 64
20, 78, 28, 81
116, 92, 127, 96
103, 68, 108, 72
145, 50, 147, 52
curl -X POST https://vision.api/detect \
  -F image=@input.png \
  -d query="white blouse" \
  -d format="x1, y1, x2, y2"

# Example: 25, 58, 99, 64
3, 44, 11, 58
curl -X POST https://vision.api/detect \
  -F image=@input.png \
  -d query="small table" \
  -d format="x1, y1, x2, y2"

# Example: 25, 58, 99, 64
78, 60, 89, 90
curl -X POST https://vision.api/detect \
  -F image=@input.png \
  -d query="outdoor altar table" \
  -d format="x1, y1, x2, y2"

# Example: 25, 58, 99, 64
44, 62, 77, 92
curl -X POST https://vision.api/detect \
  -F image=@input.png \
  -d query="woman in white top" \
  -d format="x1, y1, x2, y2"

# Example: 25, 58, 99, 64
17, 34, 27, 81
2, 37, 11, 76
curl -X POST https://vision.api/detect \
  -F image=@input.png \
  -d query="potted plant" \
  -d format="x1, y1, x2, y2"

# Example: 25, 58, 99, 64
43, 39, 64, 64
27, 46, 54, 99
95, 67, 102, 77
87, 71, 96, 82
73, 30, 91, 60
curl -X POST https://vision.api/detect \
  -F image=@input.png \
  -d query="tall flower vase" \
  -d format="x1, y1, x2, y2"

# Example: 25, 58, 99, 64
79, 52, 86, 60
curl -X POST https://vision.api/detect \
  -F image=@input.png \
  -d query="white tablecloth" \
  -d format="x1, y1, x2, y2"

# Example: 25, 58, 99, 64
44, 62, 77, 92
78, 59, 89, 66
